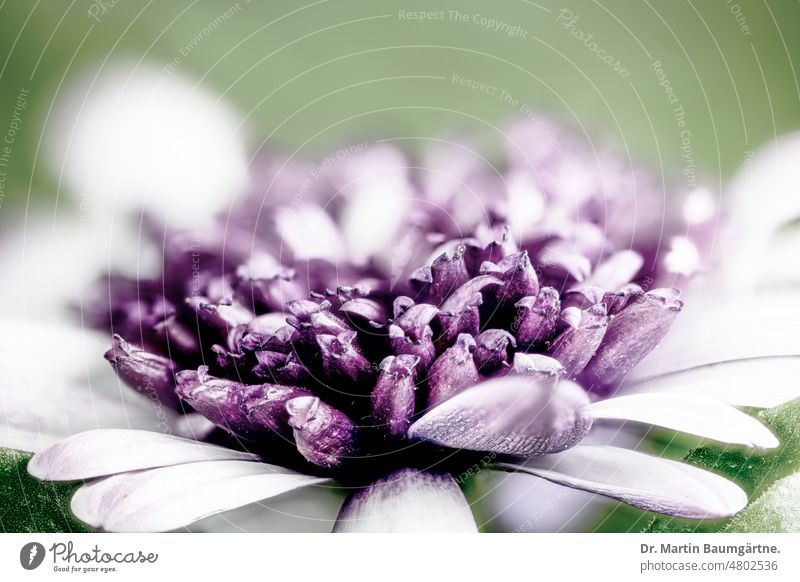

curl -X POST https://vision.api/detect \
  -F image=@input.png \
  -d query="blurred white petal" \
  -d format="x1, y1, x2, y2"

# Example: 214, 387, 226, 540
634, 291, 800, 378
719, 132, 800, 292
0, 321, 173, 452
626, 356, 800, 409
45, 62, 248, 228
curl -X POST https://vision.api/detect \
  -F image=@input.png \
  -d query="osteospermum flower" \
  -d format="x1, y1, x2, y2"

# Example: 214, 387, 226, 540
22, 118, 797, 532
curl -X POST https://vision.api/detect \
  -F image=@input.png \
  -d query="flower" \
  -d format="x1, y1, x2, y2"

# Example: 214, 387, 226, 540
16, 114, 800, 532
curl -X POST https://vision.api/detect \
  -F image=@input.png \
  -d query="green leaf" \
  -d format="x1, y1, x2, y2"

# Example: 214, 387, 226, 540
0, 448, 92, 533
726, 472, 800, 532
646, 399, 800, 532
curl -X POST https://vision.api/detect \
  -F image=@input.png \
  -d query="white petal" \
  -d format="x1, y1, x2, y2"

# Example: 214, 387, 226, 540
335, 145, 414, 266
0, 210, 158, 321
719, 132, 800, 291
585, 393, 778, 449
498, 445, 747, 519
634, 292, 800, 379
626, 356, 800, 409
274, 204, 342, 262
28, 429, 258, 480
0, 321, 172, 452
407, 376, 591, 456
663, 236, 701, 277
72, 460, 329, 532
506, 171, 546, 241
189, 486, 344, 532
484, 425, 641, 532
46, 62, 247, 228
582, 250, 643, 291
333, 468, 477, 532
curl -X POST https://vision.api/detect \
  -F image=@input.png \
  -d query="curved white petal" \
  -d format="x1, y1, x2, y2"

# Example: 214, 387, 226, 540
189, 486, 344, 533
333, 468, 477, 533
626, 356, 800, 409
497, 445, 748, 519
0, 321, 171, 452
634, 292, 800, 379
408, 376, 591, 456
719, 132, 800, 292
484, 425, 640, 532
29, 429, 258, 481
72, 460, 329, 532
585, 393, 778, 449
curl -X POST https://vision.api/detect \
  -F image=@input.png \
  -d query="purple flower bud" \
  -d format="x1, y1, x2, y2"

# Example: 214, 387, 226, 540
474, 329, 517, 371
316, 331, 374, 386
582, 289, 683, 394
104, 335, 182, 410
239, 320, 299, 354
236, 253, 304, 310
287, 299, 326, 319
371, 355, 420, 438
513, 287, 560, 349
286, 396, 357, 467
243, 385, 313, 434
211, 344, 248, 376
487, 250, 539, 307
388, 324, 437, 373
562, 286, 605, 310
435, 305, 481, 353
272, 351, 314, 385
288, 302, 352, 339
602, 283, 644, 315
339, 297, 386, 327
185, 296, 253, 334
421, 244, 470, 304
547, 303, 608, 377
465, 224, 517, 269
439, 274, 502, 314
252, 349, 291, 380
151, 312, 200, 356
393, 302, 439, 342
427, 334, 480, 407
175, 366, 265, 438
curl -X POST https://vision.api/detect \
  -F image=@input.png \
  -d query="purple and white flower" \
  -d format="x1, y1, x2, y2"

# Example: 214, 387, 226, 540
4, 67, 800, 533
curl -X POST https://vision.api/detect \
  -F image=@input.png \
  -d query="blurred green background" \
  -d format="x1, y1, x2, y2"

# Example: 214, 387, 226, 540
0, 0, 798, 208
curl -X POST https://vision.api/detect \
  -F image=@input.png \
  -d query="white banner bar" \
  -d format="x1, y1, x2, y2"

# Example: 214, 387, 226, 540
1, 533, 797, 581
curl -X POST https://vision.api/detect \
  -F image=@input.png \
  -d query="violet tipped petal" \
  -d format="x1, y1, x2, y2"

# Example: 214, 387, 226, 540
104, 335, 182, 410
426, 334, 480, 407
371, 355, 420, 438
286, 396, 356, 468
409, 375, 592, 457
513, 287, 560, 349
582, 289, 682, 393
547, 303, 608, 377
474, 329, 517, 371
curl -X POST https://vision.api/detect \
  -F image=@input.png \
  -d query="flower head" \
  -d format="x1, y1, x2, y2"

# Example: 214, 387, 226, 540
28, 118, 784, 532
